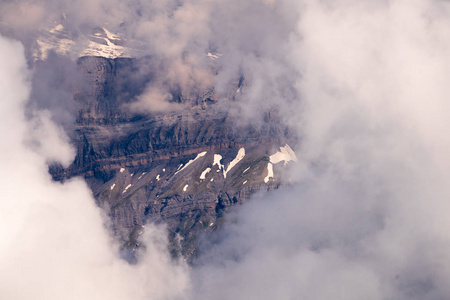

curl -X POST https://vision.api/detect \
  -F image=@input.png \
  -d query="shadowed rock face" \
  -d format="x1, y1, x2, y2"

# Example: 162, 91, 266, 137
51, 56, 297, 259
74, 56, 155, 124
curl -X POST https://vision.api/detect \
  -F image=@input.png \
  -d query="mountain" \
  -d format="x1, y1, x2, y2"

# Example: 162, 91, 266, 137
39, 34, 298, 259
33, 24, 145, 60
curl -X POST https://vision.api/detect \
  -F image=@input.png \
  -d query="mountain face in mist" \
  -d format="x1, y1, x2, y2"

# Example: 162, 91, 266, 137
6, 1, 450, 299
50, 55, 297, 257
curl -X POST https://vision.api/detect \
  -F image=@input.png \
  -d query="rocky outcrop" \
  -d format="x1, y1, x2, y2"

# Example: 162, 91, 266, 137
74, 56, 154, 124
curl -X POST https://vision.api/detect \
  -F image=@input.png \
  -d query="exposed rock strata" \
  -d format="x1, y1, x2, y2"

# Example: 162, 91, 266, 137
51, 56, 296, 258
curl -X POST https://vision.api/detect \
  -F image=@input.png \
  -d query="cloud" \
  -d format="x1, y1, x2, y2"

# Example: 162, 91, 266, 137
0, 34, 189, 300
190, 1, 450, 299
130, 86, 184, 113
0, 0, 297, 119
0, 2, 47, 29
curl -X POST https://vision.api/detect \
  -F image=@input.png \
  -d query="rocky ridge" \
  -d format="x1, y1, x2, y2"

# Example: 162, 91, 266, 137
51, 55, 298, 258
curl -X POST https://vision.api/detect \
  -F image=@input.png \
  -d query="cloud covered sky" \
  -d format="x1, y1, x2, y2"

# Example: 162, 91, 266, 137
3, 0, 450, 299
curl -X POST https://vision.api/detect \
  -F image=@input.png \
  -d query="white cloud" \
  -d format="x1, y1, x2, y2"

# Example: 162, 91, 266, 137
190, 1, 450, 299
0, 34, 189, 300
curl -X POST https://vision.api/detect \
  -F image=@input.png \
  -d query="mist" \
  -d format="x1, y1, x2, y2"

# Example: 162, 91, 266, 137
2, 0, 450, 299
192, 1, 450, 299
0, 35, 189, 300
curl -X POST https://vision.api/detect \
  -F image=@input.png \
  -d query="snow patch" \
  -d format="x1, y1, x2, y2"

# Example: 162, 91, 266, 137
210, 178, 214, 182
207, 52, 222, 60
36, 38, 75, 60
183, 184, 189, 192
264, 163, 274, 183
50, 24, 64, 33
103, 27, 120, 41
80, 39, 128, 59
163, 168, 166, 172
243, 180, 248, 185
213, 154, 223, 170
200, 167, 212, 180
156, 174, 160, 181
137, 172, 146, 180
32, 24, 146, 61
175, 151, 207, 175
110, 183, 116, 190
243, 167, 250, 173
223, 148, 245, 178
122, 184, 132, 193
269, 144, 297, 165
120, 168, 125, 173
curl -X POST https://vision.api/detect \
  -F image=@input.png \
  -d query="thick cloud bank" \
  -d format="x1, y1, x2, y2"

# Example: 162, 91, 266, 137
3, 0, 450, 299
192, 1, 450, 299
0, 35, 189, 300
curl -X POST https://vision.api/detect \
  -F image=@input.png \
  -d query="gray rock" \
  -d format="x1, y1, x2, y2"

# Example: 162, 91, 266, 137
50, 56, 296, 260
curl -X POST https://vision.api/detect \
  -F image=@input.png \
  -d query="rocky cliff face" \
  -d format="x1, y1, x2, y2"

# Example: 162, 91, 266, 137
51, 56, 297, 259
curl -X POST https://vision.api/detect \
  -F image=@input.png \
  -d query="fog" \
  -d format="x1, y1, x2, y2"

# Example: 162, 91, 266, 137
192, 1, 450, 299
2, 0, 450, 299
0, 35, 189, 300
